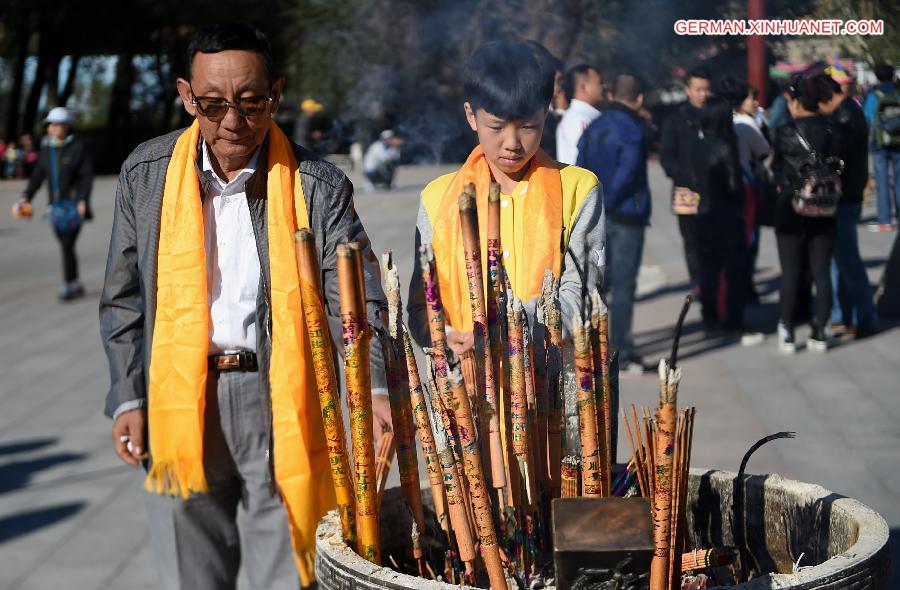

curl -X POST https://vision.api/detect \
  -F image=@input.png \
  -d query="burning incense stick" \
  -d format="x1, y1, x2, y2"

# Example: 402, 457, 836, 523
381, 251, 428, 563
337, 243, 380, 564
571, 319, 602, 497
293, 230, 356, 545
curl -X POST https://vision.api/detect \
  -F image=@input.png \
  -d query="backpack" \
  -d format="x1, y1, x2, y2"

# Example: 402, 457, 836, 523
873, 89, 900, 148
792, 125, 843, 217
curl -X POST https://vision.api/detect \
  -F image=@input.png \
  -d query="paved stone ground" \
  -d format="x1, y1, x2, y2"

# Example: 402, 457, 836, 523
0, 160, 897, 589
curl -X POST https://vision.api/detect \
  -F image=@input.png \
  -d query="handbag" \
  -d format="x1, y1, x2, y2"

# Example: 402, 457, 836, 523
791, 126, 843, 217
49, 199, 82, 233
672, 186, 701, 215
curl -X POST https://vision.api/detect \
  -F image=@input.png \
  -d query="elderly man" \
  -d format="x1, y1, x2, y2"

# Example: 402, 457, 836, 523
100, 24, 389, 589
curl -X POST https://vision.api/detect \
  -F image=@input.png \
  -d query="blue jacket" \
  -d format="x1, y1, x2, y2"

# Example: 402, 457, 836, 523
577, 102, 652, 225
863, 82, 897, 126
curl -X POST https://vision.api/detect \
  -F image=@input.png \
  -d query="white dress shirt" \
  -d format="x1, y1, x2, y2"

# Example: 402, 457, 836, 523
556, 98, 602, 165
201, 142, 262, 354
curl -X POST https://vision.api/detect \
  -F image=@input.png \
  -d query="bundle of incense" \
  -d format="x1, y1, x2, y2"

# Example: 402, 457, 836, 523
420, 245, 477, 573
375, 430, 396, 508
571, 319, 602, 497
528, 301, 550, 492
336, 243, 380, 564
381, 252, 427, 562
540, 271, 563, 493
589, 289, 613, 496
560, 455, 581, 498
458, 185, 505, 494
669, 407, 696, 589
681, 547, 736, 572
446, 359, 508, 590
485, 182, 506, 494
293, 230, 356, 545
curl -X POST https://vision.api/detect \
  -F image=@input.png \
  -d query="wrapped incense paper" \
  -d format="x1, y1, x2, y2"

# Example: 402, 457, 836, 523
424, 353, 477, 571
589, 290, 612, 496
541, 272, 563, 493
293, 229, 356, 545
446, 360, 507, 590
650, 359, 680, 590
571, 319, 602, 497
458, 185, 505, 493
337, 243, 380, 564
486, 183, 505, 488
381, 252, 428, 562
403, 328, 449, 538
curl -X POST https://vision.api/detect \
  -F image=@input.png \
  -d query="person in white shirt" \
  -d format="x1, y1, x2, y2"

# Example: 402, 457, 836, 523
363, 129, 403, 189
556, 64, 606, 164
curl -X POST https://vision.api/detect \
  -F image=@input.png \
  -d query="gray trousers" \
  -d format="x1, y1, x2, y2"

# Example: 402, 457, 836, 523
144, 370, 298, 590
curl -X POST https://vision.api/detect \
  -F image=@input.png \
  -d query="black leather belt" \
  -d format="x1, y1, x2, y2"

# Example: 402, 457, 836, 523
209, 350, 258, 372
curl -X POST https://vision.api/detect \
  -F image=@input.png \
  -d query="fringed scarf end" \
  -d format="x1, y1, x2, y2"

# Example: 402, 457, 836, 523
144, 460, 209, 499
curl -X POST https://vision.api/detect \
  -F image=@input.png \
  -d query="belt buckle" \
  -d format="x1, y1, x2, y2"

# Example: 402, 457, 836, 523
219, 353, 241, 371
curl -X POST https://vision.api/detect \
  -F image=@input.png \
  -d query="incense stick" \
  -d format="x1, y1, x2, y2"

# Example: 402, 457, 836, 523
293, 230, 356, 546
337, 243, 380, 564
572, 319, 602, 497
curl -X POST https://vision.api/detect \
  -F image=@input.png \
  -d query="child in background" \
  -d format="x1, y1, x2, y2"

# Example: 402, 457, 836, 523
406, 40, 605, 353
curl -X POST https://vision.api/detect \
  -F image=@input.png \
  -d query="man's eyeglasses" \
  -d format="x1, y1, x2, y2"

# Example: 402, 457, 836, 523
190, 87, 273, 121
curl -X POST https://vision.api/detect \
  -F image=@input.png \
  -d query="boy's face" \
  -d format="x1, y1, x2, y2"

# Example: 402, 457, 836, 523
464, 103, 546, 175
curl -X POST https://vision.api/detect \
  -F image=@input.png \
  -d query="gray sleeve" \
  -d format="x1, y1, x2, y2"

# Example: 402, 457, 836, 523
319, 176, 389, 394
558, 184, 606, 341
406, 202, 432, 351
99, 163, 147, 419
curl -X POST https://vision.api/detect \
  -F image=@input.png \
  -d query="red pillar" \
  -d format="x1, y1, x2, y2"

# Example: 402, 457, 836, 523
747, 0, 766, 106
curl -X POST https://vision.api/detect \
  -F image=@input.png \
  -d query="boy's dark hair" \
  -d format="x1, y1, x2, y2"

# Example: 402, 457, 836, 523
686, 66, 712, 86
612, 74, 642, 103
527, 40, 562, 76
716, 76, 751, 110
874, 63, 895, 83
187, 23, 277, 82
464, 41, 556, 121
562, 64, 595, 102
788, 74, 834, 112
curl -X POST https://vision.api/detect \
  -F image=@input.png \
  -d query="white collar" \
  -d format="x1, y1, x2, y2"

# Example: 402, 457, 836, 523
201, 141, 261, 188
568, 98, 602, 117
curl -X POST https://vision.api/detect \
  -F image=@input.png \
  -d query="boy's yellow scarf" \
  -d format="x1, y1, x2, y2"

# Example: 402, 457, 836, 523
146, 120, 335, 585
425, 145, 563, 332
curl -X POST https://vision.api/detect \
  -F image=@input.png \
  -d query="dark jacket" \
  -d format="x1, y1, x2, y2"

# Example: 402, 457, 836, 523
99, 129, 388, 469
771, 116, 842, 234
830, 97, 869, 203
577, 101, 652, 225
24, 136, 93, 208
691, 134, 743, 218
660, 102, 703, 190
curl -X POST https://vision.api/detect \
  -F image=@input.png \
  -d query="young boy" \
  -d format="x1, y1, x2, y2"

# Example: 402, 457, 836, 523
407, 40, 605, 352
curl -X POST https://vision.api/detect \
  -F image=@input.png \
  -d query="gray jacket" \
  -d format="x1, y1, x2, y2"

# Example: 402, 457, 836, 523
100, 128, 388, 424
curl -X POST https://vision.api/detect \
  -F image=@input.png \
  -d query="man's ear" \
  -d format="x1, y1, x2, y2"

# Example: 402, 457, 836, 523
637, 94, 645, 109
464, 102, 478, 132
176, 78, 197, 118
270, 77, 286, 113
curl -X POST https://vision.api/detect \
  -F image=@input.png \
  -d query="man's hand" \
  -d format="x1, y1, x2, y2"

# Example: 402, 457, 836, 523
371, 393, 393, 448
446, 330, 474, 356
112, 408, 149, 467
76, 200, 87, 218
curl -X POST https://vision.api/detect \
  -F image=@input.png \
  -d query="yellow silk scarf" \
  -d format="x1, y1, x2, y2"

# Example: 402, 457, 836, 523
147, 120, 335, 585
424, 145, 563, 332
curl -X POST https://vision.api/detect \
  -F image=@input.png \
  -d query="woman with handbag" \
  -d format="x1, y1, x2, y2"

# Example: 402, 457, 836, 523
13, 107, 93, 301
772, 75, 843, 353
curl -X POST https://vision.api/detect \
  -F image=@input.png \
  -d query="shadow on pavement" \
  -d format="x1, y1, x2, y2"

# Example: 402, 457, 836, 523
0, 438, 57, 457
0, 502, 85, 544
0, 452, 86, 494
635, 280, 693, 303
